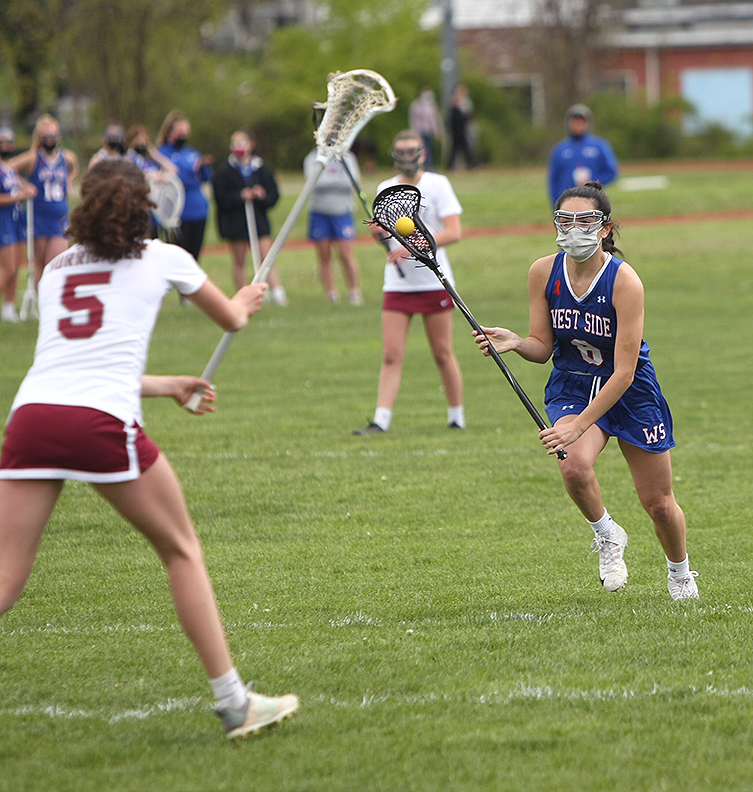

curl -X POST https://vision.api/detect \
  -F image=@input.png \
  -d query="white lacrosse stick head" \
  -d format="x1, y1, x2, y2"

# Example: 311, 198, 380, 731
313, 70, 397, 166
150, 173, 185, 231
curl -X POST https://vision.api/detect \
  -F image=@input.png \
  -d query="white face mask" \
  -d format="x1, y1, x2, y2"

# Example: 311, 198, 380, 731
556, 227, 603, 262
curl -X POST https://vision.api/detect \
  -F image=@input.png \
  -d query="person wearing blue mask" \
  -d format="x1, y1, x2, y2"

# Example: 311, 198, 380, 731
547, 105, 619, 208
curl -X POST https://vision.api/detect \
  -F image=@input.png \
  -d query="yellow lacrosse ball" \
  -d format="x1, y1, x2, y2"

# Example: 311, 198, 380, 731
395, 216, 415, 237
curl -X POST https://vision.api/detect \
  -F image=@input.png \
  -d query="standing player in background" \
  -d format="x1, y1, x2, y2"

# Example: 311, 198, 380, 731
212, 130, 287, 305
408, 87, 442, 170
353, 129, 465, 435
0, 160, 299, 738
157, 111, 213, 264
305, 149, 363, 306
87, 122, 126, 170
547, 105, 619, 208
475, 182, 698, 600
0, 128, 35, 322
11, 114, 79, 285
124, 123, 179, 239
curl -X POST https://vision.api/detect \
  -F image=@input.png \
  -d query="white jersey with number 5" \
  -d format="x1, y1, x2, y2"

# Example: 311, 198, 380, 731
9, 239, 207, 427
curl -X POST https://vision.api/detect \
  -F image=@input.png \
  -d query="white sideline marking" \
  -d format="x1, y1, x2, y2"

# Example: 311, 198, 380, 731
1, 697, 205, 722
4, 683, 753, 724
618, 175, 669, 191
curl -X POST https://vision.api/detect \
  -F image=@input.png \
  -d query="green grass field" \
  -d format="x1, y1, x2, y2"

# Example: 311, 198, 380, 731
1, 164, 753, 791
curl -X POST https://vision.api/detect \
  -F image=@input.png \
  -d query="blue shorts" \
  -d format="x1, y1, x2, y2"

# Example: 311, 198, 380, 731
13, 205, 26, 243
35, 208, 68, 238
0, 209, 17, 247
308, 212, 355, 241
544, 361, 675, 453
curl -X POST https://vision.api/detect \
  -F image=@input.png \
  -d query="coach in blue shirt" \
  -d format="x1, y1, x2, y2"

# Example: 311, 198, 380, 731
547, 104, 619, 207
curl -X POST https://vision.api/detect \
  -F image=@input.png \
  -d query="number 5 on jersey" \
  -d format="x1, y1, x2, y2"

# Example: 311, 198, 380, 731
59, 272, 112, 339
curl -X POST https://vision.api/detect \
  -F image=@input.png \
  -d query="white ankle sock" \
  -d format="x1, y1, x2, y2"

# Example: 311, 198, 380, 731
588, 509, 613, 537
374, 407, 392, 431
210, 668, 247, 710
667, 555, 689, 578
448, 405, 465, 428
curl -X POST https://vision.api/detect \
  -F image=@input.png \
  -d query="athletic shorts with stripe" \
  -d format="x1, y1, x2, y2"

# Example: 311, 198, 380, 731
544, 361, 675, 454
0, 404, 160, 483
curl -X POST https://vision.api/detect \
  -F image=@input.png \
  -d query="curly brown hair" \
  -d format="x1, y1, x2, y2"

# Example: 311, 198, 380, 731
68, 159, 152, 260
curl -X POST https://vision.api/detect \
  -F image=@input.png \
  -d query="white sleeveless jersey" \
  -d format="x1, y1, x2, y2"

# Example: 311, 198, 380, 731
9, 238, 207, 426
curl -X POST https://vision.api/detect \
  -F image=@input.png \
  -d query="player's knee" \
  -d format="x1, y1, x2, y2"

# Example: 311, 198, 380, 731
643, 492, 676, 526
559, 460, 593, 493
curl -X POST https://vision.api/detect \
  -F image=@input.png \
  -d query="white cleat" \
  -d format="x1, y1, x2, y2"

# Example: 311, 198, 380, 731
591, 523, 629, 592
668, 571, 699, 601
216, 683, 299, 739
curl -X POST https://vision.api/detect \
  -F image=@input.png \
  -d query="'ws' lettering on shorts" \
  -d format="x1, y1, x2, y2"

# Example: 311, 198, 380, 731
544, 365, 675, 454
382, 289, 455, 315
307, 212, 356, 241
0, 404, 160, 483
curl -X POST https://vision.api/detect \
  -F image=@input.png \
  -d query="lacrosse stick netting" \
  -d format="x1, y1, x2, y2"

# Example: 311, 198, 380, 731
371, 185, 566, 459
184, 70, 397, 412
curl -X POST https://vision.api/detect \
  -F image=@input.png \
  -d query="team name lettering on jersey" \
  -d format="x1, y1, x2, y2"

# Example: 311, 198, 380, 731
47, 248, 100, 272
550, 308, 581, 330
550, 308, 612, 339
582, 312, 612, 338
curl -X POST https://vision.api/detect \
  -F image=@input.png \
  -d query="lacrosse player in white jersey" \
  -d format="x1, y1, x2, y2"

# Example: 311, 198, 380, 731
0, 159, 299, 739
354, 129, 465, 435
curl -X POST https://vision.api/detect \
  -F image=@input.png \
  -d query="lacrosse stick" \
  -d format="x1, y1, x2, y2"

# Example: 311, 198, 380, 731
20, 197, 38, 321
371, 184, 566, 460
185, 69, 397, 412
244, 200, 262, 277
338, 155, 404, 278
150, 173, 184, 242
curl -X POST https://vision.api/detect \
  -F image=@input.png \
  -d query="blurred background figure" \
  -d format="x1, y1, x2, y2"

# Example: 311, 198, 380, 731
88, 122, 126, 170
304, 149, 362, 306
409, 87, 441, 170
212, 130, 287, 305
547, 104, 620, 208
447, 84, 475, 170
11, 114, 78, 285
0, 128, 35, 322
125, 124, 179, 238
157, 111, 213, 264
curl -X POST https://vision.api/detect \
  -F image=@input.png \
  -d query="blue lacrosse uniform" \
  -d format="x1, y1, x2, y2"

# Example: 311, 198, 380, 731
158, 142, 210, 223
29, 151, 70, 238
547, 133, 619, 208
544, 251, 674, 453
0, 163, 23, 248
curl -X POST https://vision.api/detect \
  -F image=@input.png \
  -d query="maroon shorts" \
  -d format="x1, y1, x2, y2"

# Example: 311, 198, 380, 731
0, 404, 160, 483
382, 290, 454, 315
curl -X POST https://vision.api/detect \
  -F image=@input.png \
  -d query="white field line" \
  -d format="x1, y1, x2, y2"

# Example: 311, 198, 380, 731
3, 683, 753, 724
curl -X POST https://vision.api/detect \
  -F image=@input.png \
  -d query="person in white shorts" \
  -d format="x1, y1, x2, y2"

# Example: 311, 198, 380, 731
0, 159, 299, 739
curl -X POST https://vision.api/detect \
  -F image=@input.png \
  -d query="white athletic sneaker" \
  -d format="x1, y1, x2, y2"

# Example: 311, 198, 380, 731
215, 683, 299, 739
668, 571, 699, 601
591, 523, 629, 592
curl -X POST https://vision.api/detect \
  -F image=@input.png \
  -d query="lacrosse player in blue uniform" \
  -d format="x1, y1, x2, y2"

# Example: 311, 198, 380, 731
11, 115, 78, 284
475, 182, 698, 600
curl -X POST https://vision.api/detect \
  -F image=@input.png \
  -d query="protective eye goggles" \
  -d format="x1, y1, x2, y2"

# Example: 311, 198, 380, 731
391, 146, 423, 162
553, 210, 609, 234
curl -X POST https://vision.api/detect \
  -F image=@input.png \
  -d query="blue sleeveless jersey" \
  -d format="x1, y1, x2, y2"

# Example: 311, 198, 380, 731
29, 152, 69, 236
543, 251, 675, 453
